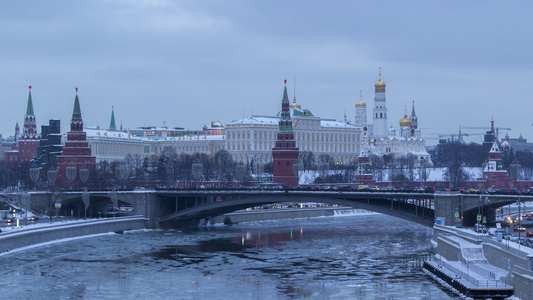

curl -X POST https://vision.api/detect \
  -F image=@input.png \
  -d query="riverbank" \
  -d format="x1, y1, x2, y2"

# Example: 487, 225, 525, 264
431, 225, 533, 299
0, 208, 372, 254
0, 216, 146, 254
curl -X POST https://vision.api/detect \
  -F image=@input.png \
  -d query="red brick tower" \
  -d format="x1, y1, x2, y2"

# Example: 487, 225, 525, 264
272, 79, 299, 186
56, 88, 96, 188
5, 86, 40, 164
482, 140, 512, 188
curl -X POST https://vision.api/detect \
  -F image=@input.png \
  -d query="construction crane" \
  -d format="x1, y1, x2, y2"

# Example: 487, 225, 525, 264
437, 126, 486, 143
462, 126, 511, 137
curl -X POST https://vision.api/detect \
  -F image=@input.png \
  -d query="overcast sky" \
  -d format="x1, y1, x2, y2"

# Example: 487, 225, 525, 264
1, 1, 532, 145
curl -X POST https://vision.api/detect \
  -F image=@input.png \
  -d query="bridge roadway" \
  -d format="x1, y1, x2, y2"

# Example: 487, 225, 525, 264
5, 190, 533, 228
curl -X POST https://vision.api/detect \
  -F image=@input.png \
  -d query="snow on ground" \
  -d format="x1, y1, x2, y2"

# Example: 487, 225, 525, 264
1, 218, 91, 233
0, 232, 116, 258
333, 209, 378, 217
298, 167, 485, 185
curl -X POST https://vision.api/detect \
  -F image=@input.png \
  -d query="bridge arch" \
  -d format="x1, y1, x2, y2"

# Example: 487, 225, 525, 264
160, 193, 434, 227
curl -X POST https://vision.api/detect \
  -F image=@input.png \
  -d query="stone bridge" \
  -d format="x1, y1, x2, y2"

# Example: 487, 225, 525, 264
2, 190, 530, 228
432, 192, 533, 226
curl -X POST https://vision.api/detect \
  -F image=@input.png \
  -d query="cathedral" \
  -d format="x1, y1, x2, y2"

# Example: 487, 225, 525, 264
356, 69, 432, 167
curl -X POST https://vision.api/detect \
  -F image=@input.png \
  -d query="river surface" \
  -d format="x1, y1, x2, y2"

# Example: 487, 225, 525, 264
0, 213, 458, 299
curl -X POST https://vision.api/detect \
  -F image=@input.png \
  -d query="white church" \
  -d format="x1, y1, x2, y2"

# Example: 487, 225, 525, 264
355, 69, 433, 167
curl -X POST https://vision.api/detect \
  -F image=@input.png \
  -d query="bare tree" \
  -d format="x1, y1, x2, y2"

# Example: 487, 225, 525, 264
214, 150, 235, 182
299, 151, 315, 172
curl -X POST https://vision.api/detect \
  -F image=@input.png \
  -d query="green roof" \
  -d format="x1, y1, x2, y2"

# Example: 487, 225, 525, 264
72, 94, 82, 121
26, 89, 34, 116
282, 84, 289, 103
109, 108, 116, 130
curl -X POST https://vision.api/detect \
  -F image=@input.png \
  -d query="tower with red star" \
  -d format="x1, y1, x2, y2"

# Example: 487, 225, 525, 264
4, 86, 40, 164
56, 88, 96, 188
272, 79, 299, 186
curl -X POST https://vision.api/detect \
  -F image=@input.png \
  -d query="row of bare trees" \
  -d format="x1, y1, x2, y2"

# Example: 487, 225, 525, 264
5, 141, 533, 190
91, 149, 256, 189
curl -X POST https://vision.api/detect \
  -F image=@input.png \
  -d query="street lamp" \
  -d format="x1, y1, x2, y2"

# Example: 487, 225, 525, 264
318, 161, 328, 186
235, 164, 245, 186
292, 163, 299, 186
79, 166, 89, 219
29, 167, 40, 190
115, 165, 130, 189
191, 162, 203, 187
518, 196, 522, 249
47, 169, 57, 223
113, 165, 130, 217
66, 166, 77, 190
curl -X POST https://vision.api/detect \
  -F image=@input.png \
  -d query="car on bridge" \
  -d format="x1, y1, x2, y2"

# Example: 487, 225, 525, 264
4, 218, 16, 225
514, 225, 527, 232
475, 223, 487, 233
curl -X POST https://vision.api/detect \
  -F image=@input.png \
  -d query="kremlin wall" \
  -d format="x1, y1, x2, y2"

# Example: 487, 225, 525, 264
1, 71, 529, 189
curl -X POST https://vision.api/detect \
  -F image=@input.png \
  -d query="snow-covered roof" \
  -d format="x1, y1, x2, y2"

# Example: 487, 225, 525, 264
320, 120, 356, 129
228, 115, 355, 130
159, 135, 225, 141
227, 115, 279, 126
85, 128, 144, 141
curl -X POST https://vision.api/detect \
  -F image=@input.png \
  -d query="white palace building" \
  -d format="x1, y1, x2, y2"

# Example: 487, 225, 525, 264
82, 71, 431, 168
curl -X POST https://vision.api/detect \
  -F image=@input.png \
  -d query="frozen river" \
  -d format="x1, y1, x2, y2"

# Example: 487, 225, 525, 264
0, 213, 458, 299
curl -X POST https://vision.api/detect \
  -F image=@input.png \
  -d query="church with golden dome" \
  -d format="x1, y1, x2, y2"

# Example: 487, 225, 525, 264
356, 69, 432, 167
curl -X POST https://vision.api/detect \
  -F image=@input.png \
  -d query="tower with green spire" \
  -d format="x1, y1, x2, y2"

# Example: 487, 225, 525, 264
6, 85, 41, 163
410, 100, 418, 137
109, 106, 117, 131
57, 87, 96, 189
22, 85, 38, 140
272, 79, 299, 186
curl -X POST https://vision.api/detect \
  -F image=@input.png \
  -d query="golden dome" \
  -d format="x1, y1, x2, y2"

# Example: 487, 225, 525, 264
356, 90, 366, 106
290, 96, 301, 109
374, 67, 386, 88
399, 110, 411, 127
374, 80, 386, 88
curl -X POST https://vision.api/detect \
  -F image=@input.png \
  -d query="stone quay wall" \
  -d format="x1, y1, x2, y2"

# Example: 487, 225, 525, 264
0, 216, 146, 254
433, 225, 533, 300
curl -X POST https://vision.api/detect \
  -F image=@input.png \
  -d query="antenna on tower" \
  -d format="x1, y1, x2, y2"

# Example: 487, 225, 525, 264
293, 77, 296, 100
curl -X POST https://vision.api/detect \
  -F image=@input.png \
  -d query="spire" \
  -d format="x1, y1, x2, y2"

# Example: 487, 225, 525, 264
15, 122, 19, 141
109, 106, 116, 131
72, 87, 82, 122
283, 79, 289, 102
279, 79, 293, 132
293, 77, 296, 102
409, 100, 418, 136
26, 85, 34, 116
374, 67, 386, 88
490, 116, 495, 136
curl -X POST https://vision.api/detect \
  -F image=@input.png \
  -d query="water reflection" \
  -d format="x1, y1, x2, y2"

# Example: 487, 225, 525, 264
0, 215, 457, 299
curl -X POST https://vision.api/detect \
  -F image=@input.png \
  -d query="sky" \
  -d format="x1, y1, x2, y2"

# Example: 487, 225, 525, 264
1, 1, 532, 146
